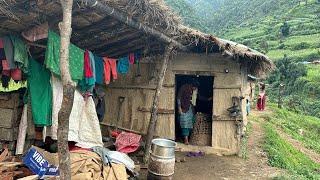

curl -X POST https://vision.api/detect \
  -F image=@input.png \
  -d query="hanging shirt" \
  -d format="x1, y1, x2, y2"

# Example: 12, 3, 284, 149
10, 35, 28, 72
78, 50, 95, 93
94, 55, 104, 85
45, 30, 84, 80
89, 51, 96, 82
117, 56, 129, 74
2, 36, 15, 69
129, 53, 135, 64
28, 58, 52, 126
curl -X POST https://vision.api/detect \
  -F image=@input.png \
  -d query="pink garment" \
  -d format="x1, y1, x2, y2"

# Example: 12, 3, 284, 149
103, 57, 118, 85
115, 132, 141, 153
129, 53, 135, 64
11, 68, 22, 81
84, 50, 93, 78
2, 60, 10, 71
21, 22, 49, 42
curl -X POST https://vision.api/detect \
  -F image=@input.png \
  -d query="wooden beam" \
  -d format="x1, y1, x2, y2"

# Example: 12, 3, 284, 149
75, 0, 187, 51
76, 29, 139, 49
143, 43, 175, 163
93, 36, 151, 56
82, 30, 141, 49
72, 20, 123, 42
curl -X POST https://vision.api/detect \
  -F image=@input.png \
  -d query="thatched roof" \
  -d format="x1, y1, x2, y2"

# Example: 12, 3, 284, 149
0, 0, 274, 77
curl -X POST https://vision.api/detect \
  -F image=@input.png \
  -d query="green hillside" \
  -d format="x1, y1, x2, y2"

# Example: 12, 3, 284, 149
220, 0, 320, 62
166, 0, 320, 118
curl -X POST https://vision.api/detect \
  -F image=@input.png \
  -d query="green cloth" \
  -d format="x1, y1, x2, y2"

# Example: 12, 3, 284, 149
10, 35, 29, 72
28, 58, 52, 126
45, 30, 84, 80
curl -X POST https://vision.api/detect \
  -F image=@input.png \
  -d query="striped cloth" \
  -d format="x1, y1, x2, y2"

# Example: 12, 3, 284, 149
179, 105, 194, 129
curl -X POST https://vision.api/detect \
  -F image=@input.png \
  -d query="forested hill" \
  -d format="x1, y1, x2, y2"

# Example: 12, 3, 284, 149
166, 0, 320, 62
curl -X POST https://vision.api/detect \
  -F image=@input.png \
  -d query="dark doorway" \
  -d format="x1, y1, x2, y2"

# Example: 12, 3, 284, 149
175, 74, 214, 141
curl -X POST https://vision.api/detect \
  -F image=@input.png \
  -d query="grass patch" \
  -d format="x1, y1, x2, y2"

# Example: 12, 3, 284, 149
268, 105, 320, 154
240, 122, 253, 159
263, 122, 320, 179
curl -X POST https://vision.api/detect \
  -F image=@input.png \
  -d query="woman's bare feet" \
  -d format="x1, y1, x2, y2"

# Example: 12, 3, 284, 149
184, 136, 189, 145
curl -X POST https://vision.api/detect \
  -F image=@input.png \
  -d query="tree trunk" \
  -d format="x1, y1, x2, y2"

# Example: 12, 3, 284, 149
58, 0, 75, 179
143, 43, 175, 163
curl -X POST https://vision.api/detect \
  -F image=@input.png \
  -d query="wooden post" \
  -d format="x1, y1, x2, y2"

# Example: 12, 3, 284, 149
143, 43, 175, 163
58, 0, 75, 179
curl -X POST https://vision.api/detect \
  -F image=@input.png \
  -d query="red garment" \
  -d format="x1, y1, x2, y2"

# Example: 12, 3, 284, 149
11, 68, 22, 80
103, 57, 118, 85
115, 132, 141, 153
2, 60, 10, 71
0, 39, 3, 48
129, 53, 135, 64
257, 94, 266, 111
84, 50, 93, 78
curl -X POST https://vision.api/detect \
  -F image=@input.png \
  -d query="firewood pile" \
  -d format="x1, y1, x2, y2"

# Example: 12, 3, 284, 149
0, 146, 33, 180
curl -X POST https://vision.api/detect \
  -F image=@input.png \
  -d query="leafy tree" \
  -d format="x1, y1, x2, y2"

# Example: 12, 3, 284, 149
280, 21, 290, 37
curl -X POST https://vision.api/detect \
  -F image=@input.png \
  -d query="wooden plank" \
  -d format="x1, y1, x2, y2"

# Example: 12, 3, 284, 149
0, 148, 8, 162
212, 121, 239, 153
137, 107, 174, 114
212, 89, 241, 119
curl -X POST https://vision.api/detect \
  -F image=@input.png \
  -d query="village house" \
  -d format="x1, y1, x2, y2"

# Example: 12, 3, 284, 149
0, 0, 274, 176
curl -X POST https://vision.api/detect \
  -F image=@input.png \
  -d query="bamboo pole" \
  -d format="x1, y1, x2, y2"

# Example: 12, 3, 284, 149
143, 43, 175, 163
75, 0, 187, 51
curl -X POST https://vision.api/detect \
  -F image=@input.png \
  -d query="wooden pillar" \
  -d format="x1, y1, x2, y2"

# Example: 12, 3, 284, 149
143, 43, 175, 163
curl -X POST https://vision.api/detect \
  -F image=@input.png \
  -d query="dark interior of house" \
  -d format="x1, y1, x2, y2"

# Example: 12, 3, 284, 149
175, 74, 214, 140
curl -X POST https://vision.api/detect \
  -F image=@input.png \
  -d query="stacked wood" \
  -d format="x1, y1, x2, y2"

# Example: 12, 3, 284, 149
0, 147, 32, 180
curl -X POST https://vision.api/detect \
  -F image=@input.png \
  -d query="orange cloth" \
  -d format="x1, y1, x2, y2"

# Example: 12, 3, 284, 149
103, 57, 117, 85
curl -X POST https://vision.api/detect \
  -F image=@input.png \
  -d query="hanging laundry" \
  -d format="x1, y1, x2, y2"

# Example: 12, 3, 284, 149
129, 53, 135, 64
10, 35, 28, 72
89, 51, 96, 82
0, 79, 26, 92
2, 36, 15, 69
28, 58, 52, 126
103, 57, 118, 85
46, 75, 63, 140
94, 55, 104, 85
79, 50, 95, 93
117, 56, 130, 74
48, 80, 103, 148
0, 38, 7, 60
11, 68, 22, 81
21, 22, 49, 42
84, 50, 93, 78
45, 30, 84, 80
134, 51, 142, 64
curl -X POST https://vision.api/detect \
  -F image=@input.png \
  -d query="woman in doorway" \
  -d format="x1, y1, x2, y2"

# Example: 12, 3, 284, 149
257, 83, 266, 111
177, 80, 199, 145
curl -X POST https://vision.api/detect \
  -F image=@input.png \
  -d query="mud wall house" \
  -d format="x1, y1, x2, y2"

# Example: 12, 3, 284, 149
0, 0, 274, 154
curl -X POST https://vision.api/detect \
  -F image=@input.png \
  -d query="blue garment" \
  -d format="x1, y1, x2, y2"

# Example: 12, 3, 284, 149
117, 56, 129, 74
179, 105, 194, 129
94, 55, 104, 84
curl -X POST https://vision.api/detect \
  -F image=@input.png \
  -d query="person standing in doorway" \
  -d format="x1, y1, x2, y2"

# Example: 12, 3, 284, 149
177, 80, 199, 145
